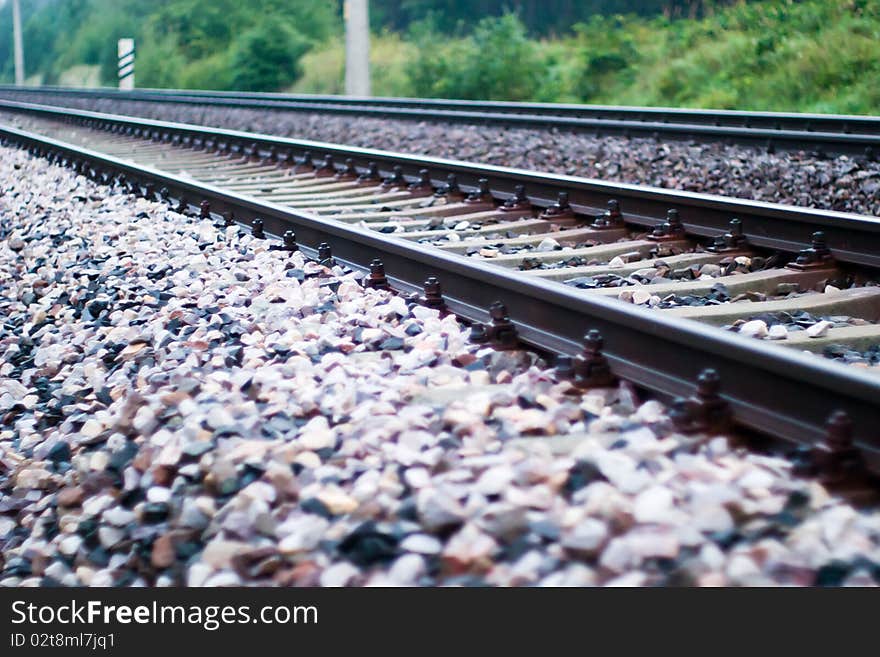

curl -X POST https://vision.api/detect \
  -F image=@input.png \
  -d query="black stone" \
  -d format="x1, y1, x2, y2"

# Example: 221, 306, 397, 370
814, 560, 852, 586
106, 441, 139, 473
95, 387, 114, 405
119, 486, 146, 509
300, 497, 334, 519
563, 460, 606, 496
316, 447, 335, 460
337, 521, 400, 566
396, 497, 419, 522
528, 520, 561, 541
76, 518, 99, 543
708, 529, 741, 549
46, 441, 71, 465
142, 503, 170, 524
2, 557, 31, 577
87, 546, 111, 567
175, 541, 201, 561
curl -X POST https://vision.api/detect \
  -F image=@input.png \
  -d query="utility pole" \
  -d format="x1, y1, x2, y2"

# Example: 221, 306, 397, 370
12, 0, 25, 85
344, 0, 371, 96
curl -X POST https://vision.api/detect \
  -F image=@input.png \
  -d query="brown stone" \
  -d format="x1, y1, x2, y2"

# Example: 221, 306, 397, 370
159, 390, 192, 407
30, 553, 50, 576
151, 465, 176, 487
275, 561, 321, 586
231, 547, 281, 579
57, 486, 85, 507
132, 450, 152, 472
80, 471, 119, 495
151, 533, 176, 570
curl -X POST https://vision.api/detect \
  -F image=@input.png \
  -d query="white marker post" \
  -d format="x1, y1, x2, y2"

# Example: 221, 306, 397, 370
344, 0, 371, 96
117, 38, 135, 89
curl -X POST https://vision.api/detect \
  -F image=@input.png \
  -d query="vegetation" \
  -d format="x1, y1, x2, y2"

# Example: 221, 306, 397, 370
1, 1, 880, 114
0, 0, 337, 90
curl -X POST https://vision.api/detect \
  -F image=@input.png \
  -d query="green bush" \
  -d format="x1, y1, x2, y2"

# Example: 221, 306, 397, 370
136, 27, 189, 89
228, 21, 310, 91
571, 16, 638, 100
407, 13, 544, 101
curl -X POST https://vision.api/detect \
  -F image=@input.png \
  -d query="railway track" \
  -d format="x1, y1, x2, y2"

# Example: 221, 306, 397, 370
1, 99, 879, 485
1, 85, 879, 158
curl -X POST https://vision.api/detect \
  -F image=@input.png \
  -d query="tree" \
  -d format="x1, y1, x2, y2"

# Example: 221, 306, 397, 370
228, 20, 310, 91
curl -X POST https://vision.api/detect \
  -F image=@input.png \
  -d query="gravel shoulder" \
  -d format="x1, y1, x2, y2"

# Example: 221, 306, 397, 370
2, 92, 879, 217
2, 146, 880, 587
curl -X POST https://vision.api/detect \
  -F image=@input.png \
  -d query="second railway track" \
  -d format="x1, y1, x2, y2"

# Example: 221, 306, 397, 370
3, 85, 880, 158
1, 99, 879, 481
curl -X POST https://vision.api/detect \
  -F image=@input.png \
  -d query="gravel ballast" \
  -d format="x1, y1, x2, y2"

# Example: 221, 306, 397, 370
2, 146, 880, 587
1, 92, 879, 217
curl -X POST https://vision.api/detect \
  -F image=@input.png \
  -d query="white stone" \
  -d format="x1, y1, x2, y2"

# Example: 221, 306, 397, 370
206, 407, 235, 429
443, 523, 497, 564
80, 419, 105, 439
561, 518, 607, 554
400, 533, 443, 555
316, 488, 358, 515
132, 405, 157, 433
147, 486, 172, 503
388, 554, 425, 585
727, 554, 761, 581
737, 468, 775, 491
605, 572, 648, 587
536, 238, 560, 252
698, 542, 727, 571
599, 536, 635, 572
103, 507, 136, 527
320, 562, 360, 587
806, 320, 832, 338
187, 563, 214, 587
404, 467, 431, 489
59, 535, 82, 556
767, 324, 788, 340
475, 466, 515, 496
277, 516, 329, 554
633, 486, 677, 524
204, 571, 242, 587
739, 319, 768, 338
691, 504, 734, 534
98, 526, 125, 548
299, 416, 335, 450
201, 540, 248, 569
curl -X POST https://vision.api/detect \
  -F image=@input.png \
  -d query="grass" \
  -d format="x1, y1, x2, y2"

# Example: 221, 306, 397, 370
288, 0, 880, 115
289, 32, 415, 96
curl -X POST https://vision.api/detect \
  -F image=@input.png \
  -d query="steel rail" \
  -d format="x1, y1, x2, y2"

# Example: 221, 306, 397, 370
2, 98, 880, 272
1, 85, 879, 157
1, 109, 880, 468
